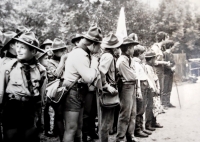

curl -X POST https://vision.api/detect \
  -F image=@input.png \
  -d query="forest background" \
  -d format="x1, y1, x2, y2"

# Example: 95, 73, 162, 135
1, 0, 200, 59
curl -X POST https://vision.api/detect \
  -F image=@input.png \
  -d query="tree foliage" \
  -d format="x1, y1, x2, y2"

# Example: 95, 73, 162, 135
0, 0, 200, 58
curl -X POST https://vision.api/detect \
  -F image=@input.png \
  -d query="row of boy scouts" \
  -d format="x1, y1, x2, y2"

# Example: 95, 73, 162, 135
0, 24, 176, 142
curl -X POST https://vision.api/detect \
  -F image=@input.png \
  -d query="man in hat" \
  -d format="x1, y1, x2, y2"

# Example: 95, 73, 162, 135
71, 33, 84, 47
132, 45, 152, 138
144, 50, 161, 132
40, 39, 53, 51
40, 39, 54, 59
98, 33, 123, 142
44, 38, 68, 141
0, 31, 19, 66
0, 31, 46, 142
116, 36, 139, 142
62, 24, 102, 142
163, 40, 176, 108
151, 31, 170, 113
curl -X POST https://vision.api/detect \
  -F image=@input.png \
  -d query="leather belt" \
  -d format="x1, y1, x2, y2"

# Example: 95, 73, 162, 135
8, 94, 31, 102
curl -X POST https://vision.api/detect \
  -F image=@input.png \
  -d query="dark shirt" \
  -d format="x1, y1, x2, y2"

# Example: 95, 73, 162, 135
163, 52, 175, 74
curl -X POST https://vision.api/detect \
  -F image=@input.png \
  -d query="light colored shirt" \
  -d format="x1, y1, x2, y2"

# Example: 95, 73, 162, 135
0, 57, 15, 67
151, 43, 163, 62
63, 48, 97, 84
116, 55, 137, 82
99, 52, 116, 85
132, 57, 148, 81
145, 64, 159, 92
0, 59, 47, 99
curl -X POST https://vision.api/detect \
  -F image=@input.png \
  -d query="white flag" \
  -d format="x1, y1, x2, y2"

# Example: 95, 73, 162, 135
116, 7, 127, 39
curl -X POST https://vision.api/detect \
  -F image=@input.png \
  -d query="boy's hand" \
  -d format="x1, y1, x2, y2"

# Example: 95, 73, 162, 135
107, 85, 118, 95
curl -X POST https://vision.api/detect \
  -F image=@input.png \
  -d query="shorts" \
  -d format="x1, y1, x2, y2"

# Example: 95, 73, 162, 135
64, 88, 84, 112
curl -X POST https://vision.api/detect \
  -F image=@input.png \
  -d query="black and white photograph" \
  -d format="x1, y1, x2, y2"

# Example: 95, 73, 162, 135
0, 0, 200, 142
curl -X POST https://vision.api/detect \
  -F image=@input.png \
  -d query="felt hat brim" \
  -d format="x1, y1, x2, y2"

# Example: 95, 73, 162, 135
83, 34, 101, 43
145, 55, 156, 58
1, 32, 21, 53
101, 37, 123, 49
71, 35, 83, 44
51, 46, 67, 51
40, 43, 52, 49
123, 41, 139, 45
14, 38, 44, 53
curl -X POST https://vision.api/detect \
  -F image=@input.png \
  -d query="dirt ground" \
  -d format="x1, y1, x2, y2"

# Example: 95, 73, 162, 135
42, 78, 200, 142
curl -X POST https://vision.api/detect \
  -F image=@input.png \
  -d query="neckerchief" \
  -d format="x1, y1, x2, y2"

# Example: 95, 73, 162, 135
19, 57, 38, 95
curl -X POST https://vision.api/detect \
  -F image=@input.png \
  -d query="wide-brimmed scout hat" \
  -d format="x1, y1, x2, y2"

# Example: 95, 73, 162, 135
14, 32, 44, 53
74, 24, 102, 43
122, 36, 139, 45
129, 33, 139, 42
145, 50, 156, 58
51, 38, 67, 51
101, 33, 123, 49
1, 31, 18, 53
40, 39, 53, 49
36, 51, 48, 60
134, 45, 145, 51
71, 33, 83, 44
15, 26, 32, 37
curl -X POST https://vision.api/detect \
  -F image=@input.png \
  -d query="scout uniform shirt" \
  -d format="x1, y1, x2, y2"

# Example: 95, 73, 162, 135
116, 54, 137, 82
0, 59, 47, 103
99, 52, 116, 86
63, 48, 97, 86
0, 51, 17, 66
47, 58, 64, 82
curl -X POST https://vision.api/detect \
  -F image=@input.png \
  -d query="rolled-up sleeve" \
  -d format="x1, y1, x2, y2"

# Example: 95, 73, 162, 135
98, 54, 113, 74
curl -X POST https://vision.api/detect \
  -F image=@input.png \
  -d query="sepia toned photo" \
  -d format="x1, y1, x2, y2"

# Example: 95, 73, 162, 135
0, 0, 199, 142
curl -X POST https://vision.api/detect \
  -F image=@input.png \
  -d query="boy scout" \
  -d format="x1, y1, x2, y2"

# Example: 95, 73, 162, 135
116, 36, 139, 142
44, 38, 68, 141
0, 32, 46, 142
62, 24, 102, 142
98, 33, 123, 142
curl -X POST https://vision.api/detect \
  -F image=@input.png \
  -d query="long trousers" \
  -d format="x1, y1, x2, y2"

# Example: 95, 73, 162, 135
135, 82, 148, 132
145, 91, 157, 127
99, 105, 115, 142
2, 99, 40, 142
116, 84, 136, 141
163, 73, 173, 106
82, 91, 97, 136
154, 66, 165, 105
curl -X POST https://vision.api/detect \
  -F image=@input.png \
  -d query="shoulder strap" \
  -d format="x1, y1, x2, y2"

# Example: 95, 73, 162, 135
5, 59, 18, 85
